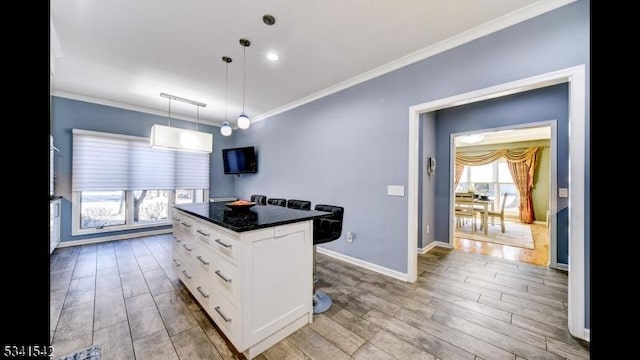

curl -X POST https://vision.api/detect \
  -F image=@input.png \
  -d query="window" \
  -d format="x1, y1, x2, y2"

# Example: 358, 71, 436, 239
80, 191, 126, 229
175, 189, 205, 204
456, 159, 518, 216
133, 190, 170, 223
71, 129, 210, 235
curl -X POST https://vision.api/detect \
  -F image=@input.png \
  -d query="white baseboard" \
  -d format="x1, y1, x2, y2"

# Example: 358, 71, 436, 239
432, 241, 453, 249
417, 244, 434, 254
549, 262, 568, 271
316, 247, 409, 282
57, 229, 172, 248
584, 328, 590, 342
418, 240, 452, 254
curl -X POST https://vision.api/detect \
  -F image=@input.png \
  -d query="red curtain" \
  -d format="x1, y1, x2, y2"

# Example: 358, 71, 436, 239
506, 150, 539, 224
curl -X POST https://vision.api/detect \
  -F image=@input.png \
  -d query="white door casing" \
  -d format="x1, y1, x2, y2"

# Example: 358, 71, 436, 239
407, 65, 587, 340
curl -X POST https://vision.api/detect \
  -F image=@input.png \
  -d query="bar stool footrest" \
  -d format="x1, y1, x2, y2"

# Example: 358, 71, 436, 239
313, 291, 332, 314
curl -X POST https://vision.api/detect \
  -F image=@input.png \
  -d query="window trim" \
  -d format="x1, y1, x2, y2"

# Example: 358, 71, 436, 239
71, 189, 209, 236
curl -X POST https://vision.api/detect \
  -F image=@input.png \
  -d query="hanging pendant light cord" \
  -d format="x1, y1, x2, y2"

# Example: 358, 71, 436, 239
242, 46, 246, 113
225, 62, 229, 122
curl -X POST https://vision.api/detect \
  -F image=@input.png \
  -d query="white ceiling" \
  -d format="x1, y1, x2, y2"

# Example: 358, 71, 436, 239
50, 0, 571, 126
455, 126, 551, 147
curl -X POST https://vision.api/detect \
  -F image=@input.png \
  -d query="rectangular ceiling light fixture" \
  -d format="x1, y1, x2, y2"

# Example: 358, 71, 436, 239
150, 92, 213, 153
150, 124, 213, 153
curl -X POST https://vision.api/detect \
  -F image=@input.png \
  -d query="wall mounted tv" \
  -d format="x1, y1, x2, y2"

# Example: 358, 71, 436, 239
222, 146, 257, 174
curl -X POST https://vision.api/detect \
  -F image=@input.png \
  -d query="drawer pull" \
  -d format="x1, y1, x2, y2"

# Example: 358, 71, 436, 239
197, 256, 210, 266
181, 222, 192, 228
174, 218, 181, 222
214, 238, 232, 248
175, 238, 182, 243
214, 270, 232, 283
182, 270, 192, 280
182, 244, 192, 252
196, 286, 209, 298
214, 306, 232, 323
196, 230, 210, 237
173, 259, 181, 267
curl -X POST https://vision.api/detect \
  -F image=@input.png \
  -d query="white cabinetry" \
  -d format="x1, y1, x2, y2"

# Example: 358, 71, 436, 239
172, 209, 313, 359
50, 198, 61, 254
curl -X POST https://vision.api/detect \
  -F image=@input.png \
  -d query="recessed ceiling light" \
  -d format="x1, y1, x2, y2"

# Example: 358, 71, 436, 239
263, 14, 276, 25
267, 52, 279, 61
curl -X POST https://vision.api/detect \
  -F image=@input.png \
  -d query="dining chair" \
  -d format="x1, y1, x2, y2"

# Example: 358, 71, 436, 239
454, 192, 478, 231
487, 192, 508, 233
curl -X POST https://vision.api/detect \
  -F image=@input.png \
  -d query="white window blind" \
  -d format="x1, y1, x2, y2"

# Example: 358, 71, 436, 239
72, 129, 210, 192
130, 141, 175, 190
176, 151, 209, 189
72, 131, 130, 191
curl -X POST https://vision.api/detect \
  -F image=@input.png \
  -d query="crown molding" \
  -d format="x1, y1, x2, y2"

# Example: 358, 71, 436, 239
51, 90, 221, 127
252, 0, 576, 123
50, 18, 63, 59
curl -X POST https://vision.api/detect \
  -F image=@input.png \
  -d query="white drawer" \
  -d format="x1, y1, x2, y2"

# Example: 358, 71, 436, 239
190, 240, 215, 275
210, 253, 240, 303
172, 252, 186, 274
209, 289, 239, 341
190, 241, 240, 303
174, 211, 195, 234
176, 257, 196, 292
175, 234, 195, 260
194, 221, 240, 261
173, 227, 190, 247
191, 274, 216, 311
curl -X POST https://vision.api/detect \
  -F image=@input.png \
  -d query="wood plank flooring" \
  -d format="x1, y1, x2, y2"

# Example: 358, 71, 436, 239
50, 234, 589, 359
454, 222, 550, 266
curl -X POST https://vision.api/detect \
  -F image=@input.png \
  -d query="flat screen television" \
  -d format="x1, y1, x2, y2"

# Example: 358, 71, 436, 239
222, 146, 257, 174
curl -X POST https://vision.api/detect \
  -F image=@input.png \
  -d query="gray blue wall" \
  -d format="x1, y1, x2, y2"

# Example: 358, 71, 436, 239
436, 84, 568, 263
231, 0, 589, 325
420, 113, 436, 249
51, 96, 236, 242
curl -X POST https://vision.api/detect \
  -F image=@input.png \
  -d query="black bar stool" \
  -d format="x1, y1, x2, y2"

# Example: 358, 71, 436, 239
250, 195, 267, 205
267, 198, 287, 207
312, 204, 344, 314
286, 199, 311, 210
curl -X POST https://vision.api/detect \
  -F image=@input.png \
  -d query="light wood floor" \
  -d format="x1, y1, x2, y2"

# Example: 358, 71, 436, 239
454, 221, 551, 266
50, 234, 588, 359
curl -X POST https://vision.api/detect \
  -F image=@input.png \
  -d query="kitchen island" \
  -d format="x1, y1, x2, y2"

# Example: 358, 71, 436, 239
172, 202, 330, 359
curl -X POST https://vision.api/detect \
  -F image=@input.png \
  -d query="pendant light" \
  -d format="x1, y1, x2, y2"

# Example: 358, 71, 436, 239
220, 56, 233, 136
150, 93, 212, 153
237, 38, 251, 130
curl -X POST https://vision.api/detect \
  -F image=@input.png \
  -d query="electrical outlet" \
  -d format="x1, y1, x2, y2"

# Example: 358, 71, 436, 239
346, 232, 353, 243
559, 188, 569, 198
426, 225, 430, 234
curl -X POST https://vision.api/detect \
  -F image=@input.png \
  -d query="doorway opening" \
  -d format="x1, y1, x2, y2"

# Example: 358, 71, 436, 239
451, 124, 554, 267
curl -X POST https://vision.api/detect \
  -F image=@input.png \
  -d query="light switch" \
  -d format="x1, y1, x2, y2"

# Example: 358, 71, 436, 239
559, 188, 569, 198
387, 185, 405, 196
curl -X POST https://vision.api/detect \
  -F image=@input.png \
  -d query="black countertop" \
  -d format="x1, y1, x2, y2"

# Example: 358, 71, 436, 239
174, 202, 331, 233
